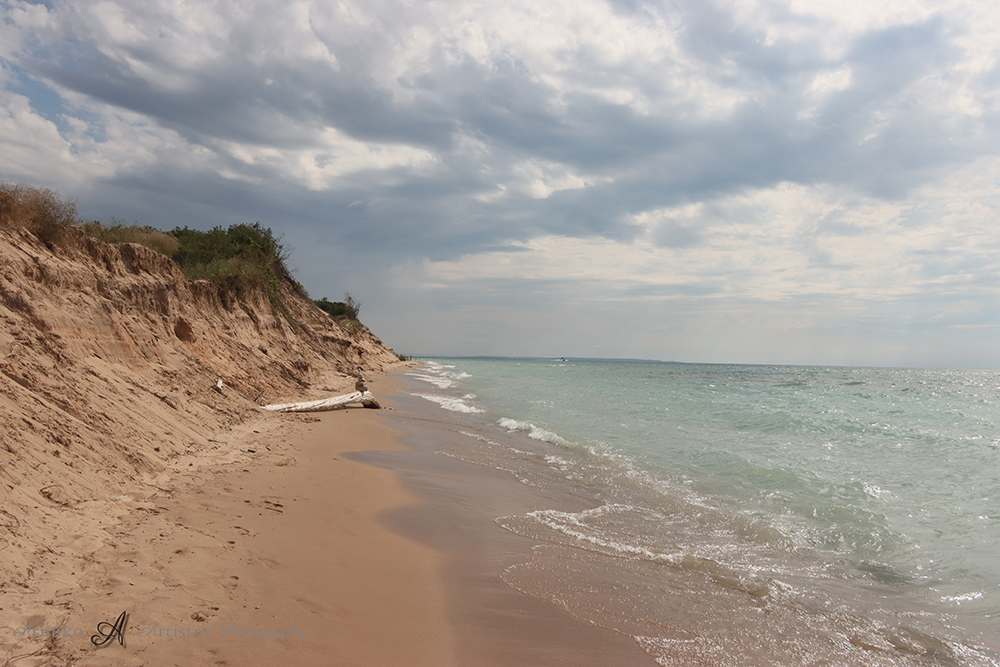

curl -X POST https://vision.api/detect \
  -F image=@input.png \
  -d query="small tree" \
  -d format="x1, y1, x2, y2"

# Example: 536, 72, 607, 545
342, 292, 360, 320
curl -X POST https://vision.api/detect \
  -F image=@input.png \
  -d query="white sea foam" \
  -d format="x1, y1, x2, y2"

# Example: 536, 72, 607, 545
459, 430, 495, 444
497, 417, 570, 445
544, 454, 573, 471
942, 591, 984, 603
405, 372, 456, 389
862, 482, 892, 499
414, 393, 484, 413
510, 505, 686, 565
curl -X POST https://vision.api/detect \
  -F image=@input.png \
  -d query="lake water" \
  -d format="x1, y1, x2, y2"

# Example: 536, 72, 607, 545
406, 358, 1000, 666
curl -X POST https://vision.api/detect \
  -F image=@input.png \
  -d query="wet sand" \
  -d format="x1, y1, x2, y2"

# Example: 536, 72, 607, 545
357, 380, 657, 666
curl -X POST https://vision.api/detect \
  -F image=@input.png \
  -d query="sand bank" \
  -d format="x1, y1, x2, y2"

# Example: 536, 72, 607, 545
3, 373, 454, 666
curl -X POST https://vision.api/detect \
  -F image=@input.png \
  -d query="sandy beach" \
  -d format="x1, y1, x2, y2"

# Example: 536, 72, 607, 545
4, 370, 658, 666
4, 371, 451, 666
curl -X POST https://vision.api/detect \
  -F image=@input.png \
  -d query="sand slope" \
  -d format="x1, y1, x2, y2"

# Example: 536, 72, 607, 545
0, 226, 408, 664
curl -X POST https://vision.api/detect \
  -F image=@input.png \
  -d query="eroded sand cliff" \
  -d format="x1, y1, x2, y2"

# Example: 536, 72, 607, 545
0, 223, 400, 644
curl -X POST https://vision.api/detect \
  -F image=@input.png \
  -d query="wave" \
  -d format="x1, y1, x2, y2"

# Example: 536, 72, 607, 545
405, 371, 456, 389
413, 393, 484, 413
497, 417, 570, 445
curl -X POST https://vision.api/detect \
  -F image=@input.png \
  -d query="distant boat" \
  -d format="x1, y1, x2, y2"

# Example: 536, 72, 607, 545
560, 357, 567, 362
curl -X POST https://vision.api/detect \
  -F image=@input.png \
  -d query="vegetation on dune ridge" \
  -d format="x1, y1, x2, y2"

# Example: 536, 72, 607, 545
0, 182, 78, 248
81, 219, 180, 257
313, 293, 364, 335
314, 294, 360, 321
169, 222, 307, 315
0, 182, 367, 335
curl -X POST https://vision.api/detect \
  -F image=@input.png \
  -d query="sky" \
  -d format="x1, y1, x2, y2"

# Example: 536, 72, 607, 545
2, 0, 999, 368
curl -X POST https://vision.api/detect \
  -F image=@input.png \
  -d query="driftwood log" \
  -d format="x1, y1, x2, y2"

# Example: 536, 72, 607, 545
261, 390, 381, 412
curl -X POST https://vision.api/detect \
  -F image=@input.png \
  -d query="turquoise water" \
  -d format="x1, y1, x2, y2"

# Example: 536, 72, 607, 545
407, 358, 1000, 666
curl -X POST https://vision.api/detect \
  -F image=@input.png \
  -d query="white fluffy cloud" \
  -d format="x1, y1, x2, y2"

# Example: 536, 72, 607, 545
419, 158, 1000, 304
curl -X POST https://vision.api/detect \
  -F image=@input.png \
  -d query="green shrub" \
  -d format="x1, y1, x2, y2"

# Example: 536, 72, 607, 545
314, 293, 361, 320
169, 222, 303, 316
171, 222, 288, 268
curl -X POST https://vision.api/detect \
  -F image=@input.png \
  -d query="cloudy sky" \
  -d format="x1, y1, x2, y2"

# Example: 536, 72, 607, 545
2, 0, 999, 367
